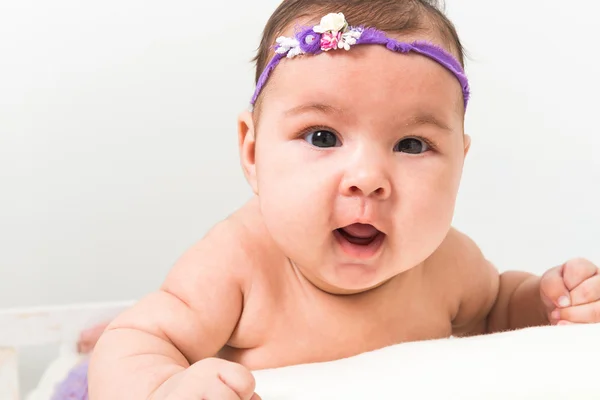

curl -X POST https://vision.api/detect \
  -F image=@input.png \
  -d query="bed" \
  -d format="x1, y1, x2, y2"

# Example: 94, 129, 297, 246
1, 301, 599, 399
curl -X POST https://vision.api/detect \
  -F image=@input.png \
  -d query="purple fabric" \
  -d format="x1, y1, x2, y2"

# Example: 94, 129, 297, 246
251, 25, 471, 109
297, 27, 322, 54
50, 358, 89, 400
252, 52, 285, 105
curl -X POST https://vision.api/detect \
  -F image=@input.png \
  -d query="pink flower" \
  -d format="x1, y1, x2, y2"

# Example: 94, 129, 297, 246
320, 31, 342, 51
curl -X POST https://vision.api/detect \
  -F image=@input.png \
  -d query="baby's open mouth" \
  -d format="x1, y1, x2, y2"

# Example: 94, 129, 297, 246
336, 223, 383, 246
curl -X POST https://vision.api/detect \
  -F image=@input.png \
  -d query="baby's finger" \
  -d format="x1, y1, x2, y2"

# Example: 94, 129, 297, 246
562, 258, 599, 290
218, 362, 257, 400
557, 320, 576, 326
203, 381, 243, 400
554, 302, 600, 323
540, 265, 571, 308
569, 275, 600, 306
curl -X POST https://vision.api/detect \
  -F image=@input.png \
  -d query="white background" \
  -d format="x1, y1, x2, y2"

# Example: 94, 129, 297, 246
1, 0, 599, 392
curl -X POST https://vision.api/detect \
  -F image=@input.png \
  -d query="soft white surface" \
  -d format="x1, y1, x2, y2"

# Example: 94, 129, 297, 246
23, 324, 600, 400
253, 324, 600, 399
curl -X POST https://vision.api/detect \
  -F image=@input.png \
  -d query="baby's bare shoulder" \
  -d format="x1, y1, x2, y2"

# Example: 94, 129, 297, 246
426, 228, 488, 273
424, 228, 500, 334
101, 200, 276, 364
164, 198, 273, 294
164, 200, 252, 287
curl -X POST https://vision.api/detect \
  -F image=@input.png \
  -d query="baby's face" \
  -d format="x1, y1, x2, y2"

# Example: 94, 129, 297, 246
240, 43, 469, 294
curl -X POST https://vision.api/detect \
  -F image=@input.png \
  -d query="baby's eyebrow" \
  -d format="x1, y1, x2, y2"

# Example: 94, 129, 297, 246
402, 113, 452, 132
283, 102, 345, 117
284, 103, 452, 132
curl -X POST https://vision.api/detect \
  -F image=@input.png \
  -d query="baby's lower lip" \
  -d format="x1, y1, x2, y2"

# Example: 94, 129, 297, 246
333, 229, 386, 259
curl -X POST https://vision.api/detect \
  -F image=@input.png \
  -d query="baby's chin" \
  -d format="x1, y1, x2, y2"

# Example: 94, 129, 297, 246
303, 266, 398, 295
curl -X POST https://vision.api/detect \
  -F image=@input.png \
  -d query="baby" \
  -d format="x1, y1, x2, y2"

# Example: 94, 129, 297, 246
88, 1, 600, 399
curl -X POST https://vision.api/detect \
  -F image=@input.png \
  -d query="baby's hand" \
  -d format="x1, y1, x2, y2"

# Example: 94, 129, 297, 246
162, 358, 260, 400
540, 258, 600, 325
77, 321, 110, 354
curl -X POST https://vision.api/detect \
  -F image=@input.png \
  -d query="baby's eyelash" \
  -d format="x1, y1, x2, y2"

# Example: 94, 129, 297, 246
296, 125, 338, 138
403, 135, 439, 151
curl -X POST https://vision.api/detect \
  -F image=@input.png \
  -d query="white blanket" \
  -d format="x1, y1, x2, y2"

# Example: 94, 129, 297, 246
28, 323, 600, 399
253, 324, 600, 399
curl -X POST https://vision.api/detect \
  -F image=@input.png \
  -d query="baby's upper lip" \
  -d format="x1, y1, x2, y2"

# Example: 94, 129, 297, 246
337, 220, 386, 235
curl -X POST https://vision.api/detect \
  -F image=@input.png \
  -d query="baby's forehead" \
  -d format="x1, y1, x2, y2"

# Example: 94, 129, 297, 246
264, 45, 464, 117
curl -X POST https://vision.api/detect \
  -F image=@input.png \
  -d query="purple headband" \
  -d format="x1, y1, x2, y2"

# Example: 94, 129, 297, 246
251, 12, 470, 109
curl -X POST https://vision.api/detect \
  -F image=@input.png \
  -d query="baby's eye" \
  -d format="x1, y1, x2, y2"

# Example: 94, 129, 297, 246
394, 138, 430, 154
304, 130, 341, 148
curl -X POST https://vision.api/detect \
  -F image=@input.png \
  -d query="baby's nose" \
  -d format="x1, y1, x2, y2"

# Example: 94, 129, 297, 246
339, 168, 391, 200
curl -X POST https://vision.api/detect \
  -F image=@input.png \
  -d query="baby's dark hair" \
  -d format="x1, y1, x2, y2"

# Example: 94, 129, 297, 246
253, 0, 465, 87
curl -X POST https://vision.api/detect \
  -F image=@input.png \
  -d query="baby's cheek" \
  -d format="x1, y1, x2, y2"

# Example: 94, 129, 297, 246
398, 170, 458, 242
421, 182, 457, 225
256, 171, 311, 231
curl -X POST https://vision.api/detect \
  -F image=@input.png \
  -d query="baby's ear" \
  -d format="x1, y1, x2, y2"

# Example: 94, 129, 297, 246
463, 133, 471, 158
238, 110, 258, 194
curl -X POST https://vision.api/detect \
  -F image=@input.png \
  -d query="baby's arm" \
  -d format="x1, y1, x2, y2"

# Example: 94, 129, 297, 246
485, 271, 547, 332
448, 230, 547, 336
88, 223, 253, 399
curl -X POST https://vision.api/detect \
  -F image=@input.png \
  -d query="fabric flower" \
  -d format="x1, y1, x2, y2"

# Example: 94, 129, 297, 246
297, 28, 322, 53
339, 28, 363, 50
313, 12, 347, 34
320, 31, 342, 51
275, 36, 300, 54
275, 36, 304, 58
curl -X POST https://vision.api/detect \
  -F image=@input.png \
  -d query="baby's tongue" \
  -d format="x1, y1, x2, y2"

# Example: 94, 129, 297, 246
342, 223, 378, 238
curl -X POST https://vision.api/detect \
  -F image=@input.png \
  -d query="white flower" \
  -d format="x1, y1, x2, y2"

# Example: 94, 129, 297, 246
313, 12, 347, 34
287, 46, 304, 58
275, 36, 300, 55
339, 28, 362, 50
